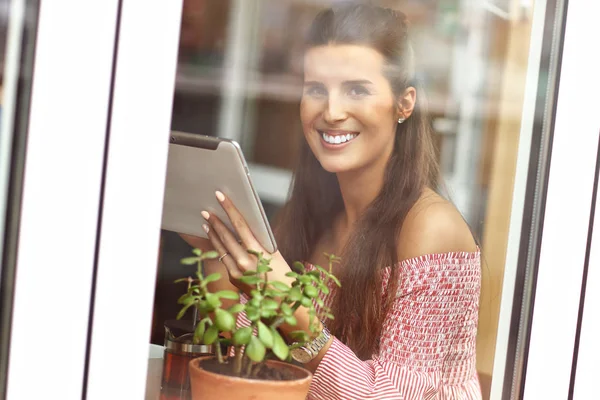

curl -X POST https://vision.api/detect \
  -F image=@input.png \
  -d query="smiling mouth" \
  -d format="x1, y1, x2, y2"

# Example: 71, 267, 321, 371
318, 130, 359, 145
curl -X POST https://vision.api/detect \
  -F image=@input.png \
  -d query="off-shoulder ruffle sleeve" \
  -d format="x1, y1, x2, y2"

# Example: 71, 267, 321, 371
308, 251, 482, 400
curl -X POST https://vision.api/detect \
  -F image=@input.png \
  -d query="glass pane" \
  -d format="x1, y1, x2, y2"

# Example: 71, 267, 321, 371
149, 1, 556, 399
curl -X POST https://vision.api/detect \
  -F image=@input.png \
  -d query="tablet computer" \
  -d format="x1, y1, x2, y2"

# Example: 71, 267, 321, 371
161, 131, 277, 253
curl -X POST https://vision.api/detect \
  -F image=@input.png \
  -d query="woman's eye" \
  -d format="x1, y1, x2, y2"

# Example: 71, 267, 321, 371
348, 85, 370, 96
305, 85, 327, 97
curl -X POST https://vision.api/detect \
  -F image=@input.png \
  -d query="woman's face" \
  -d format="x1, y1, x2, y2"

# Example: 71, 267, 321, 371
300, 44, 401, 174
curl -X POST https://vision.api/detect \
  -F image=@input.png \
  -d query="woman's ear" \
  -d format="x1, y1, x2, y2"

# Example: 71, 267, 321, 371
396, 86, 417, 120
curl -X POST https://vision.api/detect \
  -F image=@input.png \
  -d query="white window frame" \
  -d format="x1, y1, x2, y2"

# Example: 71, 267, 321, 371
571, 149, 600, 398
6, 0, 120, 398
83, 1, 183, 399
66, 1, 600, 399
521, 0, 600, 398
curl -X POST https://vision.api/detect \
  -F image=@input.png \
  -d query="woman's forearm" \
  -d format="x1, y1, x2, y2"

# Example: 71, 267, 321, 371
278, 305, 333, 373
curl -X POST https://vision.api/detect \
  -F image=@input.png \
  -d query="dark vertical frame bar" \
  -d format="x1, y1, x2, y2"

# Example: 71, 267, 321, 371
567, 133, 600, 399
0, 0, 40, 397
501, 0, 569, 398
80, 0, 124, 398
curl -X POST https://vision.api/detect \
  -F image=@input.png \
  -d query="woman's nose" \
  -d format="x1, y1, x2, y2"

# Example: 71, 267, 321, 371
323, 94, 348, 123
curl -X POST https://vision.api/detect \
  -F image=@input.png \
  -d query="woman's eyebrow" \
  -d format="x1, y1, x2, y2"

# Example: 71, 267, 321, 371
342, 79, 374, 85
303, 79, 374, 86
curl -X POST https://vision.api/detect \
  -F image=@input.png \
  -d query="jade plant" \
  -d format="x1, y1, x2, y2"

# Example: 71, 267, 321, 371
175, 248, 341, 378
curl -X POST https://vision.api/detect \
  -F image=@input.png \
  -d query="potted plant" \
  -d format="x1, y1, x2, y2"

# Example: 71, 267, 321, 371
175, 248, 341, 400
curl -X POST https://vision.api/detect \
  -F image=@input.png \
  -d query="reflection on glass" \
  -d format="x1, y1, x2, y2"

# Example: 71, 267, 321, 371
151, 1, 539, 400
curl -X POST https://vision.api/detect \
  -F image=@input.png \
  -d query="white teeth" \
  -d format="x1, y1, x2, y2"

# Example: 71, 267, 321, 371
321, 131, 358, 144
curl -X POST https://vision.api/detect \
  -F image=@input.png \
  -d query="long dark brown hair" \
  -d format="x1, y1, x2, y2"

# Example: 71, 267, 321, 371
275, 4, 440, 360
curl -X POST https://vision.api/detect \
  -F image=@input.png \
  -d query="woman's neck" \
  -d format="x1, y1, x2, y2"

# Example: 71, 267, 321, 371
336, 160, 387, 229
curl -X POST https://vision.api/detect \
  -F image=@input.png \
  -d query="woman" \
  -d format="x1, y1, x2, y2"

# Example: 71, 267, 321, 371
188, 4, 482, 399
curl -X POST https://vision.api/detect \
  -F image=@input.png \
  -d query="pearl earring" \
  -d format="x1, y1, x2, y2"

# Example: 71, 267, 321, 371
398, 117, 406, 124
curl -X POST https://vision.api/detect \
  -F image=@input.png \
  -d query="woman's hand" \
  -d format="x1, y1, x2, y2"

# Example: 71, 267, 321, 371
201, 191, 294, 295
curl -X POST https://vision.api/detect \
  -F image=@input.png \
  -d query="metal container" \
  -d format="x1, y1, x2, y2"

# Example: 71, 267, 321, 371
160, 320, 214, 400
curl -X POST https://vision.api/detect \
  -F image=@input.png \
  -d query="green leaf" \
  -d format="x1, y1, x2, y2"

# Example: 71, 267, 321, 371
285, 271, 299, 279
245, 305, 260, 322
300, 296, 312, 308
192, 248, 202, 256
260, 309, 277, 319
214, 308, 236, 331
176, 303, 193, 320
325, 312, 335, 320
246, 336, 266, 362
321, 286, 330, 295
256, 264, 272, 274
215, 290, 239, 300
289, 330, 309, 343
203, 325, 219, 344
239, 275, 261, 285
281, 303, 292, 316
265, 288, 284, 298
247, 249, 262, 258
324, 253, 341, 263
316, 298, 325, 307
288, 287, 303, 302
284, 315, 297, 326
298, 275, 312, 285
197, 300, 211, 315
232, 326, 252, 346
206, 293, 222, 309
271, 329, 289, 360
174, 277, 190, 283
200, 251, 219, 260
243, 270, 258, 276
262, 298, 279, 311
293, 262, 305, 273
194, 319, 207, 344
270, 281, 290, 291
330, 276, 341, 287
315, 265, 327, 274
228, 303, 245, 314
303, 285, 318, 298
181, 257, 199, 265
257, 321, 274, 348
250, 297, 261, 308
203, 273, 221, 284
177, 293, 193, 305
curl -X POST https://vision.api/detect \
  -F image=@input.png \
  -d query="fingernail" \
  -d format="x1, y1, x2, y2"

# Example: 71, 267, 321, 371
216, 191, 225, 202
202, 224, 209, 234
201, 211, 210, 220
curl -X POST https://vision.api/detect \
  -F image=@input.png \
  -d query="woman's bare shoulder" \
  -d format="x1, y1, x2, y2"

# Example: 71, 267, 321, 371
397, 189, 478, 261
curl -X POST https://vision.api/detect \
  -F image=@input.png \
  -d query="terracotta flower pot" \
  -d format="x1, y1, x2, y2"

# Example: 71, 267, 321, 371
188, 356, 313, 400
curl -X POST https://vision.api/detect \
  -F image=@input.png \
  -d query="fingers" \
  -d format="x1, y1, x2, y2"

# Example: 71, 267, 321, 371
203, 212, 257, 276
215, 191, 264, 253
203, 222, 243, 281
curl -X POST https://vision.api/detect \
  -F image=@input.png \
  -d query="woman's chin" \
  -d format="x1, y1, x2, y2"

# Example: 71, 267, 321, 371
318, 160, 354, 174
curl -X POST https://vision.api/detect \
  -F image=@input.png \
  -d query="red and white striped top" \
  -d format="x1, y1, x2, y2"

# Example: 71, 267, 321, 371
240, 251, 482, 400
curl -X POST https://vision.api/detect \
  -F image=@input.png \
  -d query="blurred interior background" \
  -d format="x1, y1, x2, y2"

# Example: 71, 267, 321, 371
152, 1, 536, 398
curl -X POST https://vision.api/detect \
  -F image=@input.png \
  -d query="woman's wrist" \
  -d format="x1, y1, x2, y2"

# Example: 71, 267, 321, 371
279, 306, 332, 372
278, 304, 317, 339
